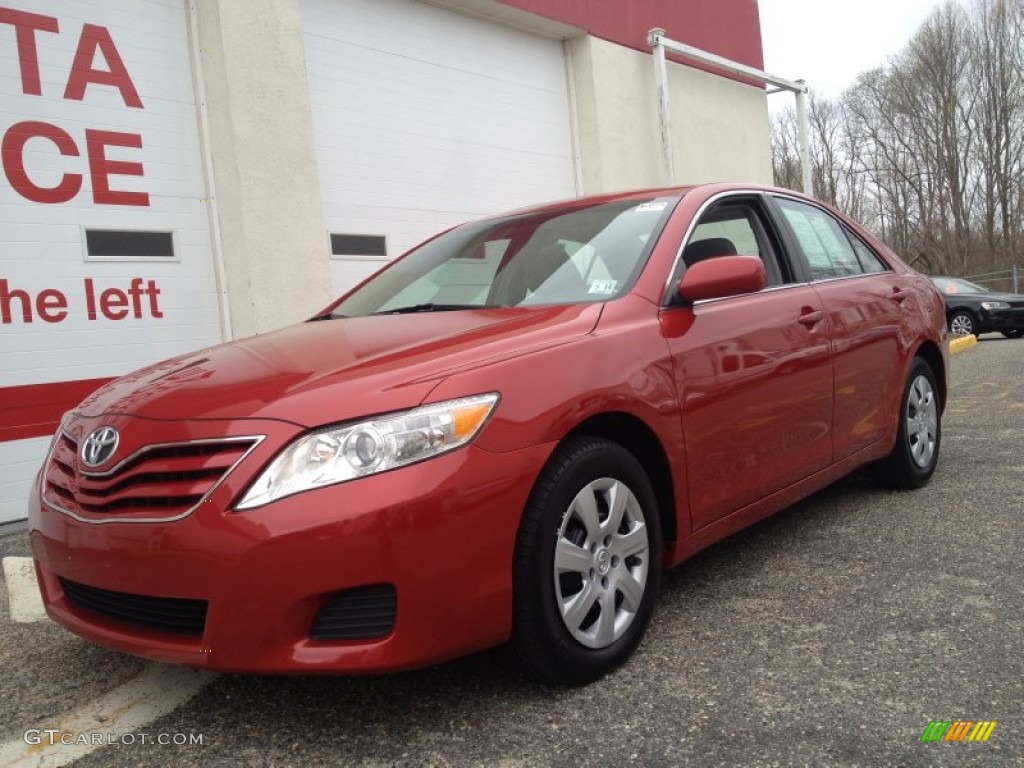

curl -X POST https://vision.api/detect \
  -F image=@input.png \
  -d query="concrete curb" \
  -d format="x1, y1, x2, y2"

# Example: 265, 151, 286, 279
949, 334, 978, 355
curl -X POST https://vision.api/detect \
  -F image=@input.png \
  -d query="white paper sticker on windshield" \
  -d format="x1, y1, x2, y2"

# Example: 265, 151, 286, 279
635, 202, 668, 213
588, 279, 618, 295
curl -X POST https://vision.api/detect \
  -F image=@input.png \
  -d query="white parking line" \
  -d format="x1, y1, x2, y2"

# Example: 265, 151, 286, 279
0, 663, 215, 767
2, 557, 46, 623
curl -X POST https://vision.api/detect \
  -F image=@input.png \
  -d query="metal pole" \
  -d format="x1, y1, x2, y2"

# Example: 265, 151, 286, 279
187, 0, 234, 341
795, 83, 812, 195
647, 28, 676, 185
1015, 264, 1020, 293
645, 29, 811, 191
652, 31, 808, 93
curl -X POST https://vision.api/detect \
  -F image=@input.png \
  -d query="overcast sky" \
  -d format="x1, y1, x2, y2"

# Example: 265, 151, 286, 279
758, 0, 946, 100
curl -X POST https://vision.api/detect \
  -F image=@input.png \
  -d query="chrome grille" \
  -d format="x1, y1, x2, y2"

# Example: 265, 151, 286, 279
43, 434, 259, 522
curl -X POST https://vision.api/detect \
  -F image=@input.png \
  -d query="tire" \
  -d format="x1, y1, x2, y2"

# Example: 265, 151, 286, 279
948, 311, 976, 336
1002, 330, 1024, 339
512, 436, 662, 685
872, 358, 941, 489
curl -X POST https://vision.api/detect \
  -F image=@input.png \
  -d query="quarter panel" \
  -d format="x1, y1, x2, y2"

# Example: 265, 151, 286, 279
811, 275, 905, 460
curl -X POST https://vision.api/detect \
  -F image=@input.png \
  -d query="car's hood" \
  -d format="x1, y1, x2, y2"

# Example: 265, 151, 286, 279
76, 306, 602, 426
984, 292, 1024, 306
947, 291, 1024, 306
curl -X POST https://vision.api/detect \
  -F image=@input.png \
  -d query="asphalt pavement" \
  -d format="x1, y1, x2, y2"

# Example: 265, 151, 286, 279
1, 336, 1021, 767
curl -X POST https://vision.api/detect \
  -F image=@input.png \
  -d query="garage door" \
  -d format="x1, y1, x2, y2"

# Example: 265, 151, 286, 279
0, 1, 222, 522
301, 0, 578, 295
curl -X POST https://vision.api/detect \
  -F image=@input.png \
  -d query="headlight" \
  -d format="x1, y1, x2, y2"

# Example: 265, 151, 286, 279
981, 301, 1009, 310
236, 393, 499, 510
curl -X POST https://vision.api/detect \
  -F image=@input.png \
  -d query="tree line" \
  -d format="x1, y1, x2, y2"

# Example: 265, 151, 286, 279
771, 0, 1023, 283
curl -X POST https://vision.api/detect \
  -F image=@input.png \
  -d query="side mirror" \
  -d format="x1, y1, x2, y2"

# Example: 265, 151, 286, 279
677, 255, 766, 303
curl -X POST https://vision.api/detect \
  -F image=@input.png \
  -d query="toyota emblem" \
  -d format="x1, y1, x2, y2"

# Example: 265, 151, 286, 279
81, 427, 119, 468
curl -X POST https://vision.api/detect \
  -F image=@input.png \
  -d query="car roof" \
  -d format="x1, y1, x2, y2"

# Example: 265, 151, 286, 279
483, 182, 826, 220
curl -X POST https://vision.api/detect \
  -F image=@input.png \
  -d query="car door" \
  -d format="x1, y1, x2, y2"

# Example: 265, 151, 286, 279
768, 195, 906, 460
660, 193, 834, 532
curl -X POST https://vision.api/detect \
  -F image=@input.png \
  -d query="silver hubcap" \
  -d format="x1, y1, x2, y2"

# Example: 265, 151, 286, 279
553, 478, 650, 649
950, 315, 973, 335
906, 374, 938, 468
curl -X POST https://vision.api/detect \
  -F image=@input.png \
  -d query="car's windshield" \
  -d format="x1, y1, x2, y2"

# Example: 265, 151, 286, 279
329, 196, 679, 317
932, 277, 987, 295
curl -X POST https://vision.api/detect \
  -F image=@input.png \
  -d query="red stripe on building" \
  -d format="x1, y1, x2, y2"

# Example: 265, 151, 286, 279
498, 0, 765, 75
0, 378, 113, 442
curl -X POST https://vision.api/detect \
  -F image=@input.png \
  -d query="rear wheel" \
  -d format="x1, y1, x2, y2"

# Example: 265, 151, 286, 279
948, 311, 976, 336
872, 358, 941, 489
512, 437, 661, 685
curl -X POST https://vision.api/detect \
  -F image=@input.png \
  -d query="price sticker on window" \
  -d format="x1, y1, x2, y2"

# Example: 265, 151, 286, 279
588, 279, 618, 295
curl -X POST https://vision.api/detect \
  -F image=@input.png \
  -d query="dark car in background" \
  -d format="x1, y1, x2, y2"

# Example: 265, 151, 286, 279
930, 277, 1024, 338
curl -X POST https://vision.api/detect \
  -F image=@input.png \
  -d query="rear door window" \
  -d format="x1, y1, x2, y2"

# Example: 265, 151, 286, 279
844, 229, 888, 274
774, 197, 889, 279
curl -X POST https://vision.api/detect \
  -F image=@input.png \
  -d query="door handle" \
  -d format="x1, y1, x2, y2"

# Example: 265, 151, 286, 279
891, 288, 908, 303
798, 310, 825, 327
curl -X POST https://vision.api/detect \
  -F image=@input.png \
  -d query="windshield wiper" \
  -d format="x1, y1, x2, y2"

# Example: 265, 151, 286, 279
308, 312, 346, 321
372, 303, 481, 315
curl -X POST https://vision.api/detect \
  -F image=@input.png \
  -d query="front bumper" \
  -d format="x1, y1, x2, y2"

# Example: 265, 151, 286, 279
984, 307, 1024, 332
29, 416, 552, 673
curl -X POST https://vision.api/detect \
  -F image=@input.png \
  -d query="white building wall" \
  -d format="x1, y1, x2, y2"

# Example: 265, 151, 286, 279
194, 0, 333, 337
0, 0, 223, 523
301, 0, 578, 295
569, 35, 773, 194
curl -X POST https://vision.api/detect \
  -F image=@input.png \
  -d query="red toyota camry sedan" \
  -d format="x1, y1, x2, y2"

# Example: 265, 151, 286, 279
29, 184, 947, 685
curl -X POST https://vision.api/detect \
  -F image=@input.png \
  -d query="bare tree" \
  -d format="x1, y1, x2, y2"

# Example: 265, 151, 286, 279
770, 107, 802, 192
768, 0, 1024, 278
971, 0, 1024, 267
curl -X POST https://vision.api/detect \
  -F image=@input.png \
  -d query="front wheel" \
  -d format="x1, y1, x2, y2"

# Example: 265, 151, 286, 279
512, 437, 662, 685
872, 358, 941, 489
1002, 330, 1024, 339
948, 311, 976, 336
